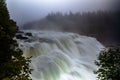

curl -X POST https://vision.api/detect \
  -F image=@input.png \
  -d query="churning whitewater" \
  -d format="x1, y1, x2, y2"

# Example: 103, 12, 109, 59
16, 30, 104, 80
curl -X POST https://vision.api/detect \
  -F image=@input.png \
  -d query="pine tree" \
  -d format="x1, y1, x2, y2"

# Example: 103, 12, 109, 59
95, 47, 120, 80
0, 0, 31, 79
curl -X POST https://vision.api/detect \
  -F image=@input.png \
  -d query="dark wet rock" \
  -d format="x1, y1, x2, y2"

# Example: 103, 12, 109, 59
25, 32, 32, 36
16, 34, 28, 40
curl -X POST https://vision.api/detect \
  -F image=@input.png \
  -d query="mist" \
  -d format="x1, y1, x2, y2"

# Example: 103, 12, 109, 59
6, 0, 120, 26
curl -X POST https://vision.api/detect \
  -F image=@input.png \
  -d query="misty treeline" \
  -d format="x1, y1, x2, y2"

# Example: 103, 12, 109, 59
22, 11, 120, 46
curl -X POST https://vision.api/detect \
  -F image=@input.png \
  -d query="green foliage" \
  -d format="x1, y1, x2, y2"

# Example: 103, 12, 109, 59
0, 0, 32, 80
95, 47, 120, 80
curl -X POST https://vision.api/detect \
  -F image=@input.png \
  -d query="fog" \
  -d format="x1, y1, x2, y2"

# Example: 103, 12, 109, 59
6, 0, 120, 26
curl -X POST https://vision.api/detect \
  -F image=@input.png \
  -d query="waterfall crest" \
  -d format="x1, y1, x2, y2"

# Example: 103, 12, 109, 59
17, 30, 104, 80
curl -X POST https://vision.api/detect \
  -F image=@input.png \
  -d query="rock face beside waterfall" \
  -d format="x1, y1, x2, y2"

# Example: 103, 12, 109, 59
17, 30, 104, 80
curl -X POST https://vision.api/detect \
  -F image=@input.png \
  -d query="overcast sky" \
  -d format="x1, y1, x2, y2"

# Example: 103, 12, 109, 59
6, 0, 120, 26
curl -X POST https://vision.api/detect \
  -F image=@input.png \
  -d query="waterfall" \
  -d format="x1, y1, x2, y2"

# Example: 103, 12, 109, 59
17, 30, 104, 80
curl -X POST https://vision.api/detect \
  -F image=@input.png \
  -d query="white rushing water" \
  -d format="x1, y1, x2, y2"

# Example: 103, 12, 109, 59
17, 30, 104, 80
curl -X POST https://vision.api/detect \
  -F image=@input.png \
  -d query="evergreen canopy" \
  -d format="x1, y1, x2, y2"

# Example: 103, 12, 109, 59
0, 0, 31, 79
95, 47, 120, 80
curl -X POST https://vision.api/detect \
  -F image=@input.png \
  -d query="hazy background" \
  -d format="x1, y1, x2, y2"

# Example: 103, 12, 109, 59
6, 0, 120, 46
6, 0, 120, 26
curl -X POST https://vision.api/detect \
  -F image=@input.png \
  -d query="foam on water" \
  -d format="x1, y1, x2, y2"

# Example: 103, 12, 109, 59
17, 30, 104, 80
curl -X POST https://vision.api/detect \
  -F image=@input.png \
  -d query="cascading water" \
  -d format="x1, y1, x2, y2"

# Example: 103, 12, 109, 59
17, 30, 104, 80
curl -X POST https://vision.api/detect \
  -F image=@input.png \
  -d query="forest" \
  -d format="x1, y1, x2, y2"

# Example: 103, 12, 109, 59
22, 11, 120, 46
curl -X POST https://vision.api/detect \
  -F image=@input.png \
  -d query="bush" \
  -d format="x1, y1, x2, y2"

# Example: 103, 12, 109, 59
95, 46, 120, 80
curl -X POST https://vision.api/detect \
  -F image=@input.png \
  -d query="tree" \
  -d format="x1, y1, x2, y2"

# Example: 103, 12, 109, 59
95, 47, 120, 80
0, 0, 31, 79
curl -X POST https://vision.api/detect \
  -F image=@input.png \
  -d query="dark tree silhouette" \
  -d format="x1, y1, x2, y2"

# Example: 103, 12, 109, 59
0, 0, 31, 79
95, 47, 120, 80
